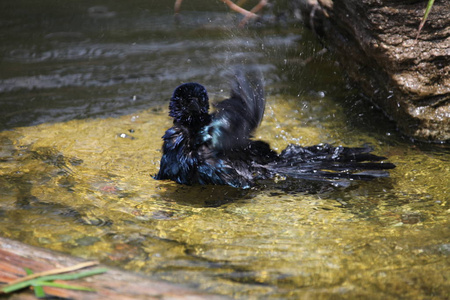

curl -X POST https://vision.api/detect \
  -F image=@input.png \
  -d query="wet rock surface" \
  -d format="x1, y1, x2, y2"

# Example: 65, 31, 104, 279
292, 0, 449, 142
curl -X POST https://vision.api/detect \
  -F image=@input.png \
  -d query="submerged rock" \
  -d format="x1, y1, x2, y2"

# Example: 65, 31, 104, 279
292, 0, 449, 142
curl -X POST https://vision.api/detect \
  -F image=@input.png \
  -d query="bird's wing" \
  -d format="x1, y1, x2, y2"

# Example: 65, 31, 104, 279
268, 144, 396, 184
202, 67, 265, 151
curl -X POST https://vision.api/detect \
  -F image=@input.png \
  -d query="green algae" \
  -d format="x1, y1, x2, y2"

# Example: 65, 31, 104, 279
0, 95, 448, 299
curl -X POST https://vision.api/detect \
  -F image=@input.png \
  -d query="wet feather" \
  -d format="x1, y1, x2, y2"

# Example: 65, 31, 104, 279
155, 68, 395, 188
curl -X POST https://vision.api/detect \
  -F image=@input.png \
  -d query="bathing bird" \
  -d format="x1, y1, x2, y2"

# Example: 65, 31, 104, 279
155, 68, 395, 188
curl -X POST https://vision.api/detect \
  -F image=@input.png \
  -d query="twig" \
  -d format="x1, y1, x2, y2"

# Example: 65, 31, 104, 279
239, 0, 268, 27
174, 0, 183, 14
174, 0, 264, 25
221, 0, 258, 19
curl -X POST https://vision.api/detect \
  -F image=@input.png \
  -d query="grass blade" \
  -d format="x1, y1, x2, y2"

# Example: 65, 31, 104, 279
36, 267, 108, 282
32, 281, 96, 292
25, 268, 46, 298
1, 279, 34, 294
1, 267, 107, 294
416, 0, 435, 40
4, 261, 99, 287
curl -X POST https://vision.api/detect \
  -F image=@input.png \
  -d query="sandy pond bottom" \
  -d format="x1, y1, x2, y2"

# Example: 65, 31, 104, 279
0, 99, 449, 299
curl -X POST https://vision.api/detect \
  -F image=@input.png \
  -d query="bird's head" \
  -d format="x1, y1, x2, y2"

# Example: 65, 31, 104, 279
169, 82, 211, 127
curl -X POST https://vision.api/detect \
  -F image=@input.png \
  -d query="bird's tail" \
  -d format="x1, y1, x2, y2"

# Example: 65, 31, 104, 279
266, 144, 395, 184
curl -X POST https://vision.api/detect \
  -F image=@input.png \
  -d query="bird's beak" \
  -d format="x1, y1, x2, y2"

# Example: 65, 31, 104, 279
187, 98, 200, 113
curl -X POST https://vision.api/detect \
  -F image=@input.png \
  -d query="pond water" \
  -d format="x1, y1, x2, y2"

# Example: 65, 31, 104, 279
0, 0, 449, 299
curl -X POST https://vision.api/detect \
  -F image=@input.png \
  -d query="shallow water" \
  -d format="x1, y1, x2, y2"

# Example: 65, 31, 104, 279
1, 1, 449, 299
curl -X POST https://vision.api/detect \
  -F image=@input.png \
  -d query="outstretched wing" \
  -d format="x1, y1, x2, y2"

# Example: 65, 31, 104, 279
202, 67, 265, 151
269, 144, 396, 184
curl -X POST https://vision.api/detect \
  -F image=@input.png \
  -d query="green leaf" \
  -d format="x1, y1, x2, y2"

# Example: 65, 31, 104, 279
25, 268, 46, 298
1, 267, 107, 294
35, 267, 108, 282
1, 279, 34, 294
32, 281, 96, 292
416, 0, 435, 39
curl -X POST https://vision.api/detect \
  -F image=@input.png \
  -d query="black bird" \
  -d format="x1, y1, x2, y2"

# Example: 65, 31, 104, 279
155, 68, 395, 189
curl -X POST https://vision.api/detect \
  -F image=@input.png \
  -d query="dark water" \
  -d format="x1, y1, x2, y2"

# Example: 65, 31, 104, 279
1, 1, 449, 299
1, 0, 295, 129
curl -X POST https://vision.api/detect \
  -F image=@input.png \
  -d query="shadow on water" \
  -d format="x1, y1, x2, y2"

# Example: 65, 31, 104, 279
155, 178, 371, 208
157, 182, 253, 208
